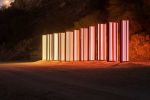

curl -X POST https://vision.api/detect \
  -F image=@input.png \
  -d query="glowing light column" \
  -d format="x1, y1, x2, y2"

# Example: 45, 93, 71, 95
89, 26, 96, 61
47, 34, 50, 60
42, 35, 47, 60
60, 33, 66, 61
54, 33, 59, 61
49, 34, 54, 60
121, 20, 129, 62
74, 30, 80, 61
108, 22, 119, 62
66, 32, 74, 61
83, 28, 89, 61
98, 24, 107, 61
80, 28, 84, 61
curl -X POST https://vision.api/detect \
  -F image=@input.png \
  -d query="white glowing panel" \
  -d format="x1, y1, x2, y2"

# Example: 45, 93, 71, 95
58, 33, 61, 60
121, 20, 129, 62
54, 33, 59, 61
42, 35, 47, 60
66, 32, 74, 61
80, 28, 84, 61
108, 22, 119, 61
89, 26, 96, 60
49, 34, 54, 60
83, 28, 89, 61
60, 33, 66, 61
47, 34, 50, 60
98, 24, 107, 61
74, 30, 80, 61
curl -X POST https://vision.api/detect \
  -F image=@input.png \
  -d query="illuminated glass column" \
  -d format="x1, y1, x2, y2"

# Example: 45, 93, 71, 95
108, 22, 119, 62
98, 24, 107, 61
74, 30, 80, 61
42, 35, 47, 60
66, 31, 74, 61
89, 26, 96, 61
47, 34, 50, 60
49, 34, 54, 61
80, 28, 84, 61
121, 20, 129, 62
54, 33, 59, 61
60, 33, 66, 61
83, 28, 89, 61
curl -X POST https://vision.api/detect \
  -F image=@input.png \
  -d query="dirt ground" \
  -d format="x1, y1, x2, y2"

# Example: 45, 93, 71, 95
0, 61, 150, 100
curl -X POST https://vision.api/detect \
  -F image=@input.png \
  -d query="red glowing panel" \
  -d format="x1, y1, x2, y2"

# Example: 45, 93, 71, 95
49, 34, 54, 61
60, 33, 66, 61
54, 33, 59, 61
98, 24, 107, 61
80, 28, 84, 61
83, 28, 89, 61
108, 22, 119, 62
74, 30, 80, 61
121, 20, 129, 62
89, 26, 96, 60
66, 32, 74, 61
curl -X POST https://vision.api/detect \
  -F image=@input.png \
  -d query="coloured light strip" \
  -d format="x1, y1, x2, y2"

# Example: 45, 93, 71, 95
121, 20, 129, 62
74, 30, 80, 61
108, 22, 119, 61
60, 33, 66, 61
49, 34, 53, 60
98, 24, 107, 61
83, 28, 89, 61
42, 35, 47, 60
80, 28, 84, 61
47, 34, 50, 60
89, 26, 96, 60
54, 33, 59, 61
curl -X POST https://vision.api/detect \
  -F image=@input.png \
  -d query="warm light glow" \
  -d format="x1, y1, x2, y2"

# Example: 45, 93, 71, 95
74, 30, 80, 61
47, 34, 50, 60
108, 22, 119, 61
60, 33, 66, 61
3, 0, 11, 7
98, 24, 107, 61
54, 33, 59, 61
89, 26, 96, 60
42, 35, 47, 60
83, 28, 89, 61
66, 32, 74, 61
80, 28, 84, 61
49, 34, 54, 60
121, 20, 129, 62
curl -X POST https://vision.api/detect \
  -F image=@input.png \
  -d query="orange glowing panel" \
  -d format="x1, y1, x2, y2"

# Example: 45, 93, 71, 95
66, 32, 74, 61
49, 34, 54, 60
89, 26, 96, 60
60, 33, 66, 61
42, 35, 47, 60
74, 30, 80, 61
108, 22, 119, 62
83, 28, 89, 61
98, 24, 107, 61
80, 28, 84, 61
54, 33, 59, 61
121, 20, 129, 62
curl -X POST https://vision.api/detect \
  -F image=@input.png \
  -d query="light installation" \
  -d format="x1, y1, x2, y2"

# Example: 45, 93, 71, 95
74, 30, 80, 61
42, 20, 129, 63
121, 20, 129, 62
108, 22, 119, 62
98, 24, 107, 61
89, 26, 96, 61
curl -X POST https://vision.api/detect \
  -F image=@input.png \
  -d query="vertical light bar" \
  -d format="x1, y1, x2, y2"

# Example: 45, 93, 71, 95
121, 20, 129, 62
109, 22, 119, 62
54, 33, 59, 61
98, 24, 107, 61
89, 26, 96, 60
49, 34, 53, 60
60, 32, 66, 61
80, 28, 84, 61
47, 34, 50, 60
42, 35, 47, 60
66, 31, 74, 61
83, 28, 89, 61
58, 33, 61, 61
74, 30, 80, 61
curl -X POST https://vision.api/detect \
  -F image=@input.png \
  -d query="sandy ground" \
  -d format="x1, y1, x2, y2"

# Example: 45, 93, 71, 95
0, 61, 150, 100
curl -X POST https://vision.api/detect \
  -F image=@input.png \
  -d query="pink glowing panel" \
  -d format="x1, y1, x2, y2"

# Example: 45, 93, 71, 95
108, 22, 119, 62
98, 24, 107, 61
49, 34, 54, 61
83, 28, 89, 61
89, 26, 96, 60
80, 28, 84, 61
66, 32, 74, 61
54, 33, 59, 61
121, 20, 129, 62
74, 30, 80, 61
60, 33, 66, 61
42, 35, 47, 60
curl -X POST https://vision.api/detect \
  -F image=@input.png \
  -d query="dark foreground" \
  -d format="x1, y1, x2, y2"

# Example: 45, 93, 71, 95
0, 61, 150, 100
